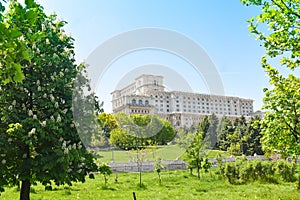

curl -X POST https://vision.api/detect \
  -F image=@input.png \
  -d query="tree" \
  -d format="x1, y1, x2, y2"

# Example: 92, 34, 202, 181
208, 113, 219, 148
245, 116, 264, 155
217, 116, 234, 151
110, 113, 176, 148
198, 116, 210, 137
0, 1, 98, 199
0, 0, 28, 84
97, 113, 118, 138
227, 117, 247, 156
150, 117, 176, 145
241, 0, 300, 157
98, 163, 112, 188
109, 128, 135, 149
154, 158, 165, 185
175, 127, 194, 150
185, 131, 209, 180
93, 113, 118, 147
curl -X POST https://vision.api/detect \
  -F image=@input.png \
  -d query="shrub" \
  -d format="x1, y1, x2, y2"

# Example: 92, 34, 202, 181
274, 160, 296, 182
295, 174, 300, 190
224, 162, 238, 184
221, 159, 295, 185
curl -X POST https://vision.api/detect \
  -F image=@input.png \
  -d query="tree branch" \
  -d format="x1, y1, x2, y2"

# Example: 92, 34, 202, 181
281, 113, 299, 143
272, 0, 300, 19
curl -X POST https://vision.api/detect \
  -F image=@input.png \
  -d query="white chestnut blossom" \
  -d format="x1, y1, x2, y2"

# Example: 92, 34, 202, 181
42, 24, 46, 31
41, 120, 46, 127
50, 115, 55, 121
12, 100, 16, 106
8, 138, 12, 143
33, 115, 37, 120
56, 115, 61, 123
28, 110, 33, 116
2, 160, 6, 165
46, 38, 50, 45
36, 80, 40, 85
28, 128, 36, 136
62, 141, 67, 148
8, 106, 13, 111
19, 35, 25, 41
37, 86, 41, 91
54, 102, 59, 109
50, 94, 55, 102
43, 93, 47, 98
64, 148, 69, 154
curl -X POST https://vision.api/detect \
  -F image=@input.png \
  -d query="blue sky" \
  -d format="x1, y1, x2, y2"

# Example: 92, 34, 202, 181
37, 0, 269, 112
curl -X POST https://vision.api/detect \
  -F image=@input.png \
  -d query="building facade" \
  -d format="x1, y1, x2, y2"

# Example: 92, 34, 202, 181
111, 74, 254, 127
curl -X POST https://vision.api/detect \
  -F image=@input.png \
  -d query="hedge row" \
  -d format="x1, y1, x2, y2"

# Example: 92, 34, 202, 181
216, 158, 296, 184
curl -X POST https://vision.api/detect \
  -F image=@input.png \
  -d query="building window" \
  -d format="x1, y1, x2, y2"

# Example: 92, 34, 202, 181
154, 80, 157, 85
139, 99, 143, 105
132, 99, 136, 105
145, 100, 149, 106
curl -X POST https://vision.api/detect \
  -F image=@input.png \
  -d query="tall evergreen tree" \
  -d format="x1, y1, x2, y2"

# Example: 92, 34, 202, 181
217, 116, 234, 151
245, 116, 264, 155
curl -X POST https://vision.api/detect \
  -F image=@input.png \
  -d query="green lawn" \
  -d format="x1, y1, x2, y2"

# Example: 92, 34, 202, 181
97, 145, 230, 163
2, 169, 299, 200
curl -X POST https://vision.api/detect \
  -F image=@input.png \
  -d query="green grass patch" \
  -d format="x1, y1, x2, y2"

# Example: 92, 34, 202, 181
97, 145, 229, 163
2, 169, 299, 200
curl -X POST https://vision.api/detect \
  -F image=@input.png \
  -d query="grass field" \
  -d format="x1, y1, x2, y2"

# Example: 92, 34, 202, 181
2, 169, 299, 200
97, 145, 230, 163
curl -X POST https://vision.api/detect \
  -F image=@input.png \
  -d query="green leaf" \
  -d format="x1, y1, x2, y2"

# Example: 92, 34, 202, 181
13, 63, 24, 82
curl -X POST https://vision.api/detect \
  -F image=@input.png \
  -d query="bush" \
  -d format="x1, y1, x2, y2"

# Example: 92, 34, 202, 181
295, 174, 300, 190
274, 160, 296, 182
224, 163, 238, 184
221, 159, 296, 185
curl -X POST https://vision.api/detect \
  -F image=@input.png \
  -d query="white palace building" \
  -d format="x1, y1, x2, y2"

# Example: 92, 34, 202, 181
111, 74, 254, 127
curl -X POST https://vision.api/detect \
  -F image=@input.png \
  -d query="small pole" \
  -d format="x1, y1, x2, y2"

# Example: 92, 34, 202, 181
133, 192, 137, 200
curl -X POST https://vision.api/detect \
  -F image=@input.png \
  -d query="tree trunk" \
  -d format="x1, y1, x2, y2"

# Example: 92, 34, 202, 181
197, 166, 200, 180
20, 179, 30, 200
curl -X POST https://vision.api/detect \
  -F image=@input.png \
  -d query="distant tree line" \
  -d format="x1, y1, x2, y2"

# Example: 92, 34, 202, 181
95, 112, 176, 149
176, 114, 264, 156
